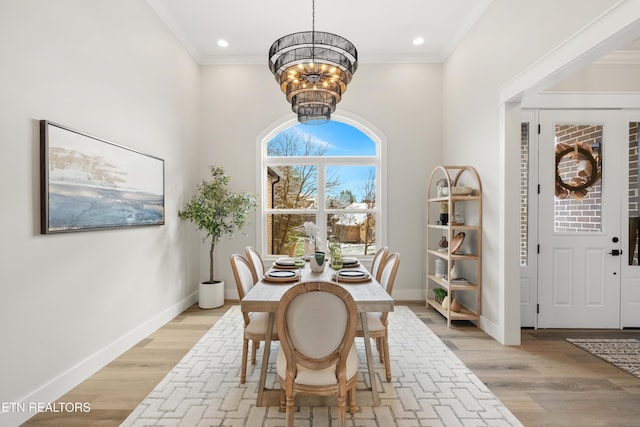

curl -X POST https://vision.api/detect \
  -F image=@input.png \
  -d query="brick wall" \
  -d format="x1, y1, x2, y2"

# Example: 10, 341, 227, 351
554, 125, 602, 232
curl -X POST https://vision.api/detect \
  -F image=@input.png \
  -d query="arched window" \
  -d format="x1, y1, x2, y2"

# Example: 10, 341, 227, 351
260, 120, 383, 259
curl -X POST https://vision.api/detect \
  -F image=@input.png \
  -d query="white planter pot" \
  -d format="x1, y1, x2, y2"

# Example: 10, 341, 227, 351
199, 280, 224, 309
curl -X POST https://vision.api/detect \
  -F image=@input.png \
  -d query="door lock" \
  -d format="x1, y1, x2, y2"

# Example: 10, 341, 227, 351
609, 249, 623, 256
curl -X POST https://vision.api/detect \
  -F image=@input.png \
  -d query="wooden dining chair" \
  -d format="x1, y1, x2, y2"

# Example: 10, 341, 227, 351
230, 253, 276, 384
357, 252, 400, 382
370, 246, 389, 282
245, 246, 265, 284
276, 281, 359, 427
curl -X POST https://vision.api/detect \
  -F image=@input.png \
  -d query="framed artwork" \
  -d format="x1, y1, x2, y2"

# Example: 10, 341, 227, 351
40, 120, 165, 233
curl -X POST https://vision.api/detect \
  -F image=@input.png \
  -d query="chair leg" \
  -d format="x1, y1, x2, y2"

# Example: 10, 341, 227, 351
382, 335, 391, 382
240, 338, 249, 384
251, 339, 258, 365
348, 384, 357, 414
337, 392, 347, 427
279, 387, 286, 413
376, 337, 384, 363
285, 392, 295, 427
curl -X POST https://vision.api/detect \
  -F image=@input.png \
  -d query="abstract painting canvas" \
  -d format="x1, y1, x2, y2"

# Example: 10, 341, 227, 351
40, 120, 165, 233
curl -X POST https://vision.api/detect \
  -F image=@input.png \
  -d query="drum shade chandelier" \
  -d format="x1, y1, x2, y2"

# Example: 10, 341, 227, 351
268, 0, 358, 124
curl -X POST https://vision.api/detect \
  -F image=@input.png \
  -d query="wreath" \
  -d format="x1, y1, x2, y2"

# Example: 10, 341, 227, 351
555, 140, 601, 200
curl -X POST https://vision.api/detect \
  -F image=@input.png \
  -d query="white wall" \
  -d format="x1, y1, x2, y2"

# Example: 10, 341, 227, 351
443, 0, 625, 343
0, 1, 200, 424
547, 63, 640, 92
199, 63, 443, 302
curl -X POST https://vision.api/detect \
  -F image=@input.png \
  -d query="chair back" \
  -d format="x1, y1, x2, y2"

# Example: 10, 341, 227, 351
370, 246, 389, 282
245, 246, 265, 284
277, 281, 358, 374
230, 254, 255, 325
379, 253, 400, 323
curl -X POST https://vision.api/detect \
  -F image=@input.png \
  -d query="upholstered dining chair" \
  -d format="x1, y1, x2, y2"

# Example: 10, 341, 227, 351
276, 281, 359, 427
370, 246, 389, 282
357, 252, 400, 382
230, 253, 276, 384
245, 246, 265, 284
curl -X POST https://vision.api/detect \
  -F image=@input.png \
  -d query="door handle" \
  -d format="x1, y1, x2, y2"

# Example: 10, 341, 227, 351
609, 249, 622, 256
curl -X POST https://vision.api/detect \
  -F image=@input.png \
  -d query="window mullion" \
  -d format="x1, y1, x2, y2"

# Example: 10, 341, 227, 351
317, 162, 326, 247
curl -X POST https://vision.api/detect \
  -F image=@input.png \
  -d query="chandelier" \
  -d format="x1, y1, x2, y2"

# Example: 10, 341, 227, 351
268, 0, 358, 124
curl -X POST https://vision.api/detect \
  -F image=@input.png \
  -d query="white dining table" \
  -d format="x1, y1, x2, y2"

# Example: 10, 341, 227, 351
240, 260, 394, 407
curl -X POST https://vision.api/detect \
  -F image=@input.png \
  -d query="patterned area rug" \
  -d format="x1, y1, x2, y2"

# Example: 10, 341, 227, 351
567, 338, 640, 379
122, 305, 521, 426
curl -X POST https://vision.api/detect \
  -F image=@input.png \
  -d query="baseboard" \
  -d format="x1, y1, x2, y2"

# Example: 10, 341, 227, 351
479, 314, 501, 343
4, 291, 198, 426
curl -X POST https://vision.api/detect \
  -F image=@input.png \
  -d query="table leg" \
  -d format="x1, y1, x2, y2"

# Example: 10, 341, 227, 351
256, 312, 275, 407
360, 312, 380, 406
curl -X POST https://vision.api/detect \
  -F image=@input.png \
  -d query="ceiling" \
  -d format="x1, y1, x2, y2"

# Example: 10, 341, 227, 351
147, 0, 494, 65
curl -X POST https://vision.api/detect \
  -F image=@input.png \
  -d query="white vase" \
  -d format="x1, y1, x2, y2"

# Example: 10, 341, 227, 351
435, 259, 446, 277
199, 280, 224, 309
310, 251, 326, 272
304, 239, 315, 256
441, 296, 450, 310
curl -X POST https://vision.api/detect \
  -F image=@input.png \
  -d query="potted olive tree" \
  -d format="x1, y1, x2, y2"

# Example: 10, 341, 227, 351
179, 166, 257, 309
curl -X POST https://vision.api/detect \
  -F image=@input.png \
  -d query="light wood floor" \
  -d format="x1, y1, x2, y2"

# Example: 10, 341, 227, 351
23, 302, 640, 426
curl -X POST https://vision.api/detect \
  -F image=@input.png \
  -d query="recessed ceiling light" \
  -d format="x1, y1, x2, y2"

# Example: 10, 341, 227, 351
217, 39, 229, 48
413, 37, 425, 46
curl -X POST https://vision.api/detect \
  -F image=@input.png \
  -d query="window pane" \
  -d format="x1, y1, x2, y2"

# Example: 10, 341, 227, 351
520, 122, 529, 266
326, 166, 376, 209
267, 122, 375, 157
267, 214, 316, 256
554, 124, 602, 233
327, 213, 376, 256
629, 122, 639, 266
267, 165, 317, 209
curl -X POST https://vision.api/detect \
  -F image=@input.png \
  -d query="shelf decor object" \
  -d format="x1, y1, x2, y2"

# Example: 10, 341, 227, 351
268, 0, 358, 124
426, 165, 482, 327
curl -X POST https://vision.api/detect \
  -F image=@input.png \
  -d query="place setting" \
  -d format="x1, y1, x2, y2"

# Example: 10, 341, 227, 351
331, 269, 371, 283
272, 257, 299, 269
263, 256, 306, 283
262, 269, 300, 283
340, 257, 360, 268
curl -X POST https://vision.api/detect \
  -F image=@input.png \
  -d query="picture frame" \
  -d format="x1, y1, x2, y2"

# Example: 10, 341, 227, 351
40, 120, 165, 233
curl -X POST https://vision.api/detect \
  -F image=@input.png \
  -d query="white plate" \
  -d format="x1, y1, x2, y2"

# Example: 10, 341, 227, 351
341, 257, 360, 267
270, 270, 296, 277
333, 270, 371, 283
339, 270, 366, 277
274, 258, 297, 268
263, 270, 299, 283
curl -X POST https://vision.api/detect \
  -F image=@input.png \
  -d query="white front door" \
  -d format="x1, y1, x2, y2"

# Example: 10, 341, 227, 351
538, 110, 623, 328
